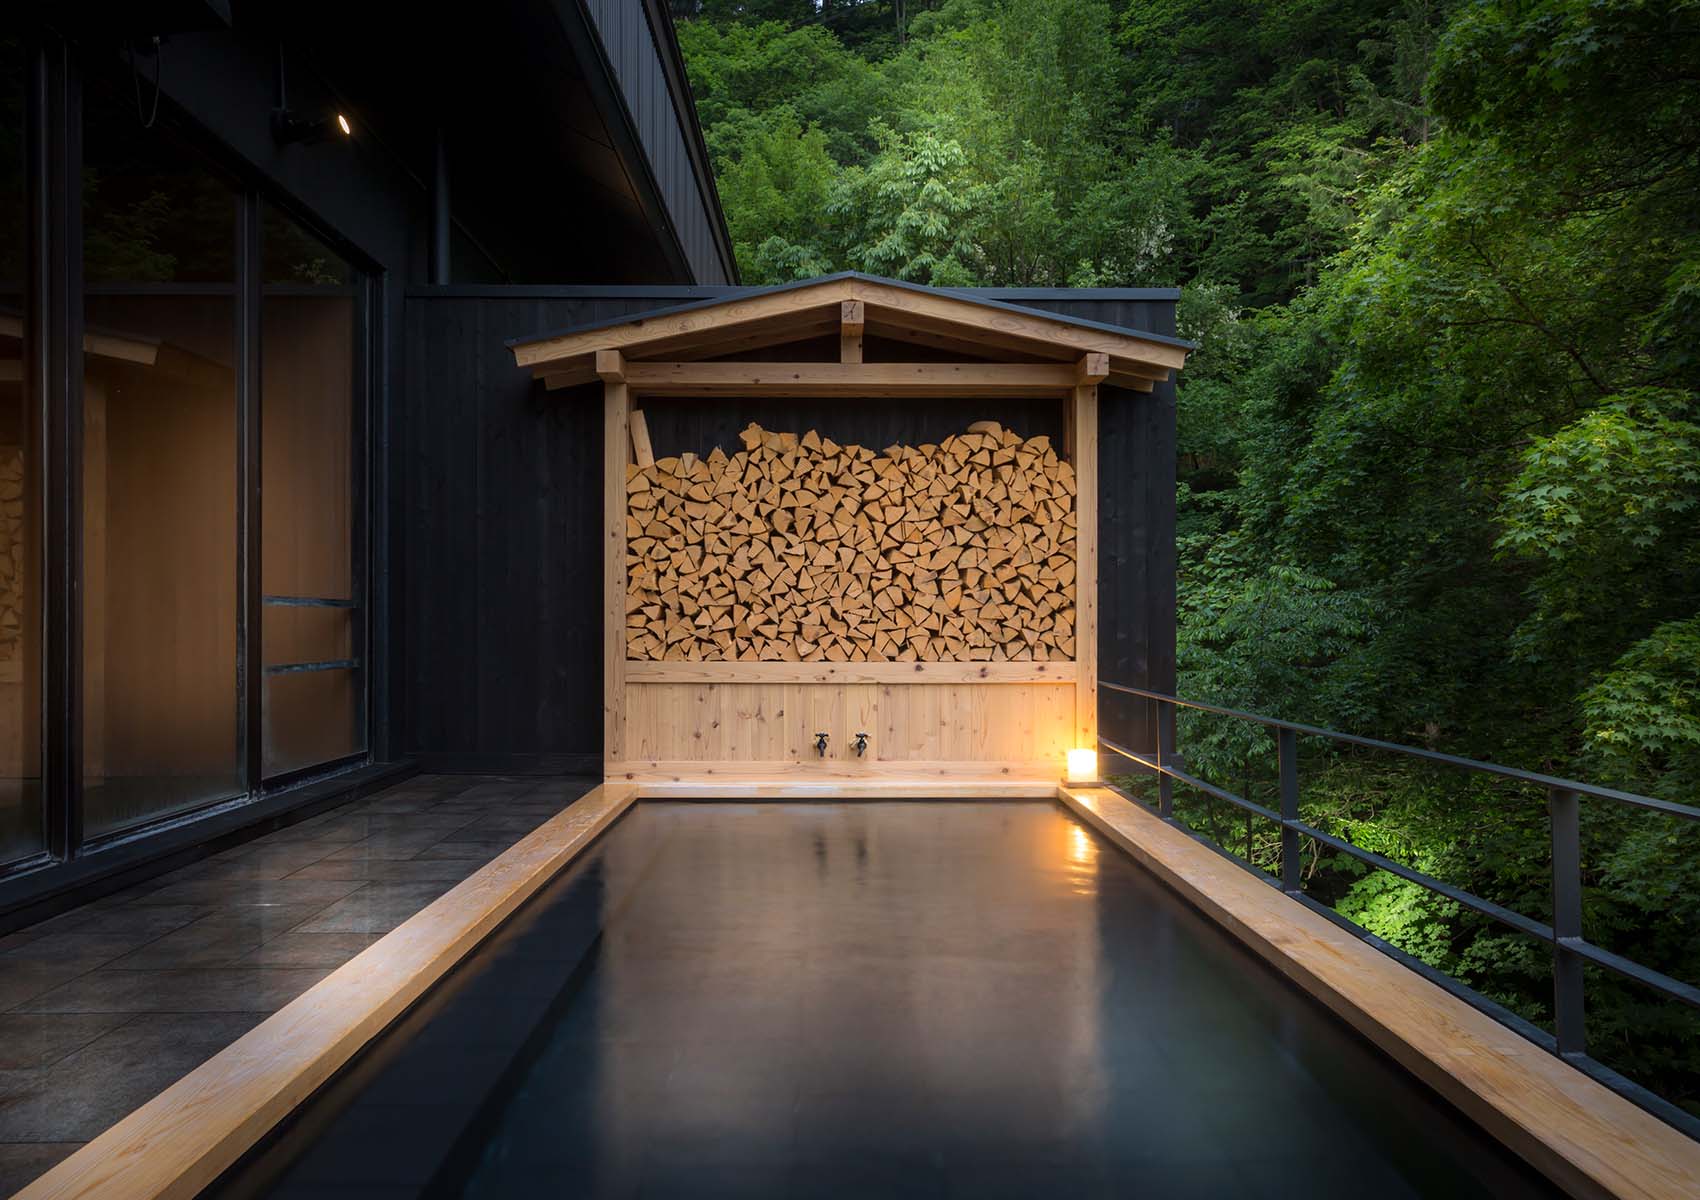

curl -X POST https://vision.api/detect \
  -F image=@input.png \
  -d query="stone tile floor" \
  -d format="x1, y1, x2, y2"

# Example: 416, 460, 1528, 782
0, 773, 595, 1196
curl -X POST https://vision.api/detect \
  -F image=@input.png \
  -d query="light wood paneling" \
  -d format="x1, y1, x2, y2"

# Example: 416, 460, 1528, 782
623, 680, 1072, 769
624, 682, 876, 763
12, 784, 637, 1200
876, 683, 1073, 763
1057, 784, 1700, 1200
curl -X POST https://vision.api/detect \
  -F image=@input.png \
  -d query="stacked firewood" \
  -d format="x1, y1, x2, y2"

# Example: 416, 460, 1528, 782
624, 422, 1076, 662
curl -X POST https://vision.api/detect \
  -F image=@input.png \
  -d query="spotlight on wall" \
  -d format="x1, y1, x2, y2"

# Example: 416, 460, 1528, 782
271, 107, 353, 146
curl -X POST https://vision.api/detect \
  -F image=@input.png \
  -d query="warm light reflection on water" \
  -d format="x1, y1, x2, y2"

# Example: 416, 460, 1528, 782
1066, 821, 1099, 894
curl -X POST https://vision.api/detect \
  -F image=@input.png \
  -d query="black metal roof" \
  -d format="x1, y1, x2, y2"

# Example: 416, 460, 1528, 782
504, 271, 1196, 351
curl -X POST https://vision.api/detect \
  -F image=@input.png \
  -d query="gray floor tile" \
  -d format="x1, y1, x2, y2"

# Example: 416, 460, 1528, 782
0, 1141, 83, 1196
291, 881, 456, 934
0, 1012, 267, 1141
174, 843, 345, 881
284, 857, 484, 883
237, 932, 384, 968
0, 959, 112, 1013
0, 928, 168, 966
321, 831, 455, 862
0, 1013, 133, 1070
134, 877, 365, 909
410, 842, 502, 863
25, 904, 211, 939
104, 905, 337, 969
14, 966, 332, 1014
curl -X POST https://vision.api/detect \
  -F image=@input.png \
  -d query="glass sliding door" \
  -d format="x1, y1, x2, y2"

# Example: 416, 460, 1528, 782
0, 35, 42, 866
260, 204, 365, 779
80, 79, 242, 837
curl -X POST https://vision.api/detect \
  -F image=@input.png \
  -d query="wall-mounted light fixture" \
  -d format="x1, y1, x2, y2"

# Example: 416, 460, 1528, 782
272, 107, 352, 145
271, 43, 352, 147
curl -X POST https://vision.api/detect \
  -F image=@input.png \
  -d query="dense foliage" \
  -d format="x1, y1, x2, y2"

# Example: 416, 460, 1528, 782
675, 0, 1700, 1109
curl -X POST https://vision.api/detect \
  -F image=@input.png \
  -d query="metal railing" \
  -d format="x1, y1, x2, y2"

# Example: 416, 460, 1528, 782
1098, 682, 1700, 1135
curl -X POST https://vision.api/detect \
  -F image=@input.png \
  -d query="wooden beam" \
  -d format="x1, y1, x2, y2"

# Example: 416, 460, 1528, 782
512, 279, 857, 368
1076, 352, 1109, 385
10, 784, 638, 1200
850, 277, 1190, 371
840, 299, 864, 364
1072, 383, 1098, 752
1104, 370, 1157, 394
627, 407, 655, 469
621, 361, 1083, 398
594, 348, 625, 382
1058, 785, 1700, 1200
540, 364, 599, 391
604, 380, 629, 766
625, 660, 1077, 685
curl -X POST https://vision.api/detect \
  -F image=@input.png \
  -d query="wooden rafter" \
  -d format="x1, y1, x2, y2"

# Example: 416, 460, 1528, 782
512, 275, 1189, 381
608, 360, 1133, 398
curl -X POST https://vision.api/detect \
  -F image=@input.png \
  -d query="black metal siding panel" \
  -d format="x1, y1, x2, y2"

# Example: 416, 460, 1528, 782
582, 1, 732, 285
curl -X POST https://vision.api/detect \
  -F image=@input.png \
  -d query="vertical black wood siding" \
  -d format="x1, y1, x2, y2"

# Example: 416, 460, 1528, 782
398, 288, 1178, 769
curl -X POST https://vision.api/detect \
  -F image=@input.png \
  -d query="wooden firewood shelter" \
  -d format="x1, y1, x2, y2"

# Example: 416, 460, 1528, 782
508, 273, 1191, 796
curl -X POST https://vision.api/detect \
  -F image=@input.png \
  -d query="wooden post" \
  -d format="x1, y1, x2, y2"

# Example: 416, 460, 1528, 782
628, 408, 655, 468
604, 379, 629, 768
1072, 382, 1098, 752
840, 300, 864, 364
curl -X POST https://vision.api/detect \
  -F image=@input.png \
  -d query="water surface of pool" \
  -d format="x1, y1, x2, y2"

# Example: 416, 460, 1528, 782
209, 801, 1560, 1199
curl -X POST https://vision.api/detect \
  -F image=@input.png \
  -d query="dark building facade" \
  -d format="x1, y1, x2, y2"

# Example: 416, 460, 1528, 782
1, 3, 1175, 926
0, 1, 735, 923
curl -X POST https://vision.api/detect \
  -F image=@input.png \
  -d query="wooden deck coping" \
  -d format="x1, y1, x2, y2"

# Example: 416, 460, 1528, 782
13, 783, 639, 1200
1057, 784, 1700, 1200
16, 778, 1696, 1200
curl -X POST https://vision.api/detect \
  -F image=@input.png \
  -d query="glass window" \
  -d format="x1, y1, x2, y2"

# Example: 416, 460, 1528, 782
260, 204, 364, 777
81, 78, 241, 837
0, 35, 42, 865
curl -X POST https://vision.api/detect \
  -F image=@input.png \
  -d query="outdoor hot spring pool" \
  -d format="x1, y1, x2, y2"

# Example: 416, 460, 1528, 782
203, 801, 1561, 1199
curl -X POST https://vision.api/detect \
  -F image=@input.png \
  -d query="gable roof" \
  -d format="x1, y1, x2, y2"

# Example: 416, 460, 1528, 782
506, 272, 1193, 390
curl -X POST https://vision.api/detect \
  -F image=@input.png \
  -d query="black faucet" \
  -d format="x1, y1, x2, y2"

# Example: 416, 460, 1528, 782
853, 732, 869, 757
814, 731, 829, 757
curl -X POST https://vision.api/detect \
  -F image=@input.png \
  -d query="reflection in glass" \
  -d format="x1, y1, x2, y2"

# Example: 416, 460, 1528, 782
0, 35, 42, 864
81, 80, 241, 836
261, 205, 363, 777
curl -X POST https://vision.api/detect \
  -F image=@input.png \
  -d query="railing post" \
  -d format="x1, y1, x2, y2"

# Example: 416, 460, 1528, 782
1548, 786, 1586, 1059
1278, 727, 1300, 893
1156, 701, 1174, 818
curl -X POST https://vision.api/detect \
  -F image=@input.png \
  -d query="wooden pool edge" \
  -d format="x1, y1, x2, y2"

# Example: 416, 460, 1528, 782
12, 782, 639, 1200
1057, 783, 1700, 1200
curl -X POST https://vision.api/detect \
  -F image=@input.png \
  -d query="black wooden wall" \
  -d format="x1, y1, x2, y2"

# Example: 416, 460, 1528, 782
397, 287, 1178, 771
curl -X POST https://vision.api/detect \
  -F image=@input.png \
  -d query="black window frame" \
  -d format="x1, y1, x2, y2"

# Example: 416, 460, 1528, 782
0, 26, 378, 898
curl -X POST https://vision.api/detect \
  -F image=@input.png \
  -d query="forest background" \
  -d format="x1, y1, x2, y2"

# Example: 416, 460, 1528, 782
668, 0, 1700, 1112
